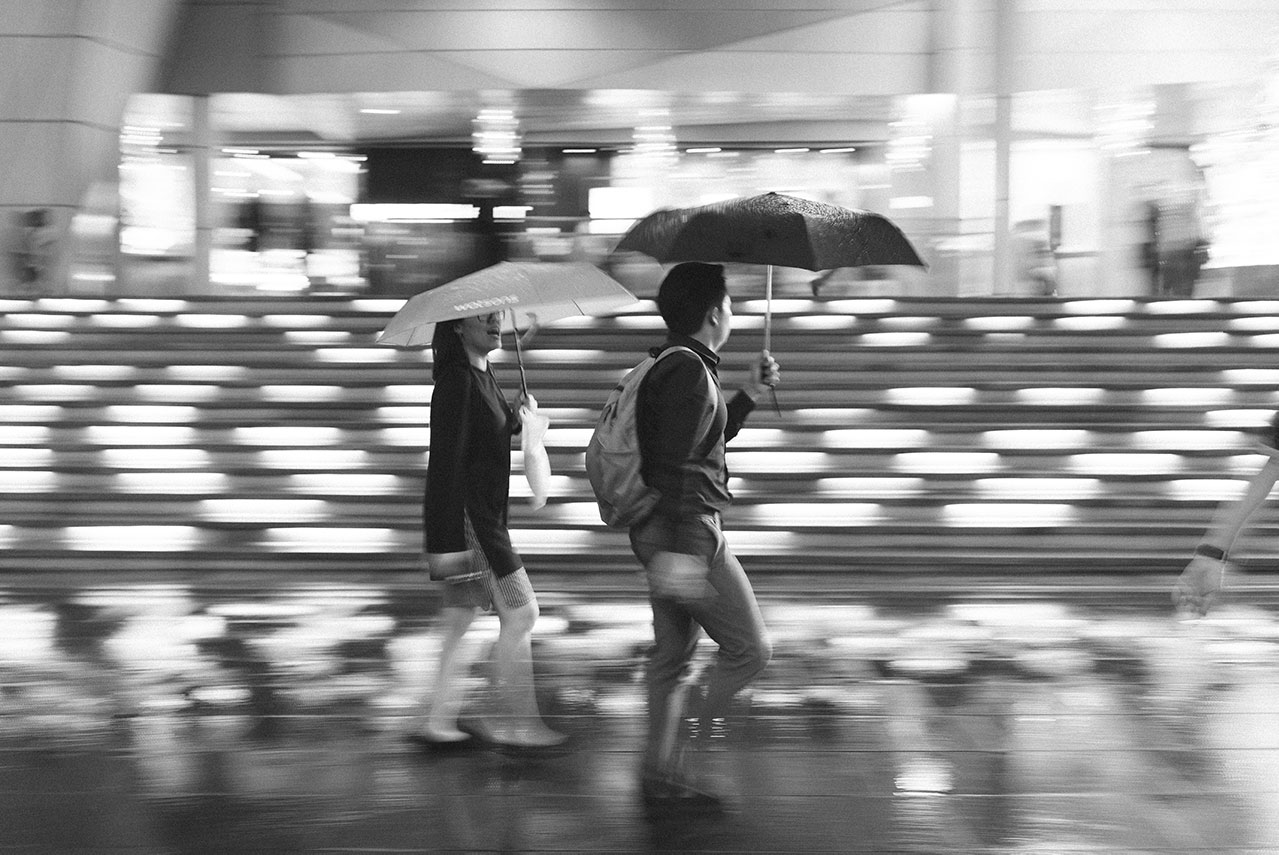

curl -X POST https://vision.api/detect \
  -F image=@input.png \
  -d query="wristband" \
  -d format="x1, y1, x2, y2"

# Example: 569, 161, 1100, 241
1194, 543, 1226, 561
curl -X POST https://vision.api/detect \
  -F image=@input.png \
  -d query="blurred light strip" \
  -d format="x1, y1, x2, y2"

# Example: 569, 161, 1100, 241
1131, 430, 1245, 451
1222, 368, 1279, 385
723, 451, 830, 473
1061, 299, 1135, 314
380, 427, 427, 447
815, 477, 923, 498
1248, 334, 1279, 348
0, 470, 57, 491
0, 405, 60, 421
290, 332, 353, 346
731, 428, 791, 447
1052, 315, 1126, 330
788, 315, 856, 331
723, 530, 802, 554
982, 429, 1091, 450
0, 448, 54, 467
11, 384, 98, 401
53, 365, 138, 381
174, 314, 250, 329
1167, 479, 1248, 501
288, 473, 404, 495
822, 429, 927, 449
1205, 409, 1272, 429
1154, 332, 1230, 348
609, 315, 666, 330
259, 449, 370, 469
262, 314, 330, 328
350, 203, 479, 222
504, 529, 600, 550
964, 316, 1035, 330
133, 384, 220, 402
895, 452, 1001, 474
1227, 317, 1279, 332
744, 502, 881, 526
862, 332, 931, 346
36, 298, 109, 312
1016, 387, 1105, 405
262, 527, 401, 552
260, 385, 346, 402
825, 299, 899, 314
0, 425, 50, 444
1141, 387, 1234, 406
374, 405, 430, 424
1234, 301, 1279, 314
116, 299, 188, 312
116, 472, 229, 493
102, 448, 211, 469
94, 314, 162, 328
7, 313, 74, 328
62, 525, 203, 550
1146, 299, 1220, 314
544, 427, 590, 448
942, 503, 1075, 527
383, 386, 432, 403
1069, 453, 1184, 475
1, 330, 72, 343
167, 365, 248, 381
86, 425, 197, 445
975, 477, 1101, 500
886, 387, 977, 405
1228, 453, 1275, 474
104, 405, 199, 423
198, 499, 329, 523
535, 500, 608, 525
350, 299, 406, 313
792, 408, 876, 424
234, 426, 343, 446
0, 525, 16, 549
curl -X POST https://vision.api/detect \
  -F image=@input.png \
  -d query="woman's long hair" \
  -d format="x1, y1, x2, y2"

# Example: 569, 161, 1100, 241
430, 319, 467, 381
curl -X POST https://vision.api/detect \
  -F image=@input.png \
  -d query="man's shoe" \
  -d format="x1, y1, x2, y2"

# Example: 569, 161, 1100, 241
640, 775, 724, 816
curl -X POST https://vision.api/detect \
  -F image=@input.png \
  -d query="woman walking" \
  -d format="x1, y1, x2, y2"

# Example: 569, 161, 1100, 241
410, 310, 566, 753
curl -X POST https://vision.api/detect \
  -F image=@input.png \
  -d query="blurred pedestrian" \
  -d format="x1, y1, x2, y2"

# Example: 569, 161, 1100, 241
631, 262, 778, 813
412, 310, 567, 753
10, 208, 54, 295
1174, 414, 1279, 616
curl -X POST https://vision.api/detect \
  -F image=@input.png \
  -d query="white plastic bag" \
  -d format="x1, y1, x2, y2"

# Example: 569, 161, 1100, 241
519, 402, 551, 510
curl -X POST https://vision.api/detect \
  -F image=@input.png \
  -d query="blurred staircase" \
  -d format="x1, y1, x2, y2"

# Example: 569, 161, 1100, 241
4, 293, 1279, 585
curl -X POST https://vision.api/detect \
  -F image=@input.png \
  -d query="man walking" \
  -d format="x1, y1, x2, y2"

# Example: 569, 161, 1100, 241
631, 261, 779, 813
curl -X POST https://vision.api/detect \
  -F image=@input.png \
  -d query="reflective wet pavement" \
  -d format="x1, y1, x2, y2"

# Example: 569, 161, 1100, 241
4, 574, 1279, 854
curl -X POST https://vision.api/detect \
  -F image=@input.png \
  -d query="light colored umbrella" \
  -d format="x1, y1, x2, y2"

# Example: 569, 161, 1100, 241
377, 260, 637, 348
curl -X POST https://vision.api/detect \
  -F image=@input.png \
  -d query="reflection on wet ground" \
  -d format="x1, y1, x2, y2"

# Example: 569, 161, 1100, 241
3, 576, 1279, 854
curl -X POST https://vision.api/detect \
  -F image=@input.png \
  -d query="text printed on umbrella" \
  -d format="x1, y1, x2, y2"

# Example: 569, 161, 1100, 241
452, 294, 520, 312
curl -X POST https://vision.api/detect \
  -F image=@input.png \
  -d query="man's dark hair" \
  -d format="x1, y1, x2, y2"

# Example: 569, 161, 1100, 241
656, 262, 728, 335
430, 319, 467, 380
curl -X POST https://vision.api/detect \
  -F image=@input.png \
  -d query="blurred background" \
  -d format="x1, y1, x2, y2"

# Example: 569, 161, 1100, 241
5, 1, 1279, 302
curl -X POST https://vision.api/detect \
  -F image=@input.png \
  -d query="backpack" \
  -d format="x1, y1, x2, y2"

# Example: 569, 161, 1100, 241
585, 346, 705, 528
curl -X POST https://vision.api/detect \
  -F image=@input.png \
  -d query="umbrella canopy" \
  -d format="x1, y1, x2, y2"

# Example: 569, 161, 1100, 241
377, 261, 637, 348
614, 191, 926, 271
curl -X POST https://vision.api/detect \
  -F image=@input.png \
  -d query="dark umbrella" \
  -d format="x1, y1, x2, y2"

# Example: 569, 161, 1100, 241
614, 191, 926, 351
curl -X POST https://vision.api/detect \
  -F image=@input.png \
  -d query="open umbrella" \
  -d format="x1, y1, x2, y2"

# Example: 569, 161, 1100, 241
378, 260, 636, 388
378, 260, 637, 509
614, 192, 926, 352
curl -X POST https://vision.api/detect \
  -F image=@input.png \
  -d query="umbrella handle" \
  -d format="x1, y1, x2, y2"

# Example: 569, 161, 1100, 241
763, 265, 773, 353
762, 266, 778, 415
508, 309, 529, 399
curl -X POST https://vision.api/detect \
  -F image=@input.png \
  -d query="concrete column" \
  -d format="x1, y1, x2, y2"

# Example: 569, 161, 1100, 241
991, 0, 1015, 295
192, 94, 212, 294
